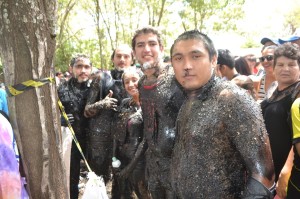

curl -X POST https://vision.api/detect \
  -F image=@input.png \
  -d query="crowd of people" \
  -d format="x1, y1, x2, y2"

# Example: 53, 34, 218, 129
1, 26, 300, 199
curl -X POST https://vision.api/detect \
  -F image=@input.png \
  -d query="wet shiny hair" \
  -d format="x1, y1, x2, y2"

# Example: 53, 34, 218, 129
70, 53, 92, 67
274, 42, 300, 67
131, 26, 163, 50
170, 30, 217, 61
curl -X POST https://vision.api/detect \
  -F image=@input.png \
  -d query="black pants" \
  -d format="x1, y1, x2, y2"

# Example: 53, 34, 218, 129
69, 138, 86, 199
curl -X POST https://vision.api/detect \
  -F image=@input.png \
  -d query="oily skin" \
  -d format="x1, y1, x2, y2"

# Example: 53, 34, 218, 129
171, 39, 217, 91
170, 38, 274, 198
133, 33, 164, 67
71, 58, 92, 83
112, 46, 133, 71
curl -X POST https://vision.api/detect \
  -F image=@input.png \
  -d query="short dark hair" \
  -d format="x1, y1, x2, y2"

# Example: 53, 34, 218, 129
70, 54, 92, 67
274, 43, 300, 67
170, 30, 217, 61
217, 49, 235, 69
131, 26, 163, 50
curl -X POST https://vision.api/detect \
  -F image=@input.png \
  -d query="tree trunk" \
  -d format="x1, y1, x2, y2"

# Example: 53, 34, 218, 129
0, 1, 68, 198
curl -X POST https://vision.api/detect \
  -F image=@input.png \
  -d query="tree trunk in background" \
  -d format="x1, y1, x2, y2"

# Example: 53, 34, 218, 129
0, 1, 68, 198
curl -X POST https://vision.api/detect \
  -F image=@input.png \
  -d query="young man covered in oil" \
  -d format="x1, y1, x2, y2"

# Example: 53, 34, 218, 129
57, 54, 93, 199
170, 30, 275, 198
132, 26, 184, 199
83, 45, 135, 184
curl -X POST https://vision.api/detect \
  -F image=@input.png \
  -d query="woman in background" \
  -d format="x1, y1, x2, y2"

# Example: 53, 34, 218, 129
234, 56, 252, 76
261, 43, 300, 198
257, 45, 278, 102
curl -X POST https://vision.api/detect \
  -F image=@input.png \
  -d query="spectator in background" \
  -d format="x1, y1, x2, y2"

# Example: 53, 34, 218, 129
234, 57, 252, 76
234, 56, 252, 76
0, 113, 29, 199
243, 53, 257, 74
55, 72, 65, 87
261, 43, 300, 198
289, 97, 300, 198
261, 37, 280, 48
217, 49, 239, 80
0, 85, 9, 116
279, 35, 300, 47
257, 45, 278, 102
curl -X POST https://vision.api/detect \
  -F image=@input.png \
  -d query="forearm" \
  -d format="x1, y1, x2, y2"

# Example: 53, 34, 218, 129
121, 138, 147, 174
84, 103, 100, 117
276, 147, 294, 198
280, 147, 294, 179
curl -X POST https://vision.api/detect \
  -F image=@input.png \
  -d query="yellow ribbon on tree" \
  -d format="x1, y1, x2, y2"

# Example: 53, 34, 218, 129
5, 77, 54, 97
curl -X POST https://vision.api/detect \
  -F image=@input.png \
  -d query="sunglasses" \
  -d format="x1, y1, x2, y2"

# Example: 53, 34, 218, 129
259, 55, 274, 62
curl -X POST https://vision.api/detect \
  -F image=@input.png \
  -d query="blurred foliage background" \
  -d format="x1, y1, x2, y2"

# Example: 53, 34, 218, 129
1, 0, 300, 79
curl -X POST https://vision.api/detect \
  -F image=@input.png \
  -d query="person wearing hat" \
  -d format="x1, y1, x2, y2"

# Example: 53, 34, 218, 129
279, 35, 300, 47
261, 37, 280, 47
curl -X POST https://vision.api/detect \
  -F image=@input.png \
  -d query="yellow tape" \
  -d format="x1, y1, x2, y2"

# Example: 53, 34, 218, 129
6, 77, 55, 97
57, 100, 92, 172
6, 77, 93, 172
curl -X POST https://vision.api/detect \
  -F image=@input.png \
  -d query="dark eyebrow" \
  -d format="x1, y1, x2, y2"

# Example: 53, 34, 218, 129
191, 50, 204, 54
171, 52, 183, 57
136, 41, 145, 45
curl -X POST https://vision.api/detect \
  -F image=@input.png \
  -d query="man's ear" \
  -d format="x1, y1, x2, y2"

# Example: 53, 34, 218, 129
211, 55, 218, 67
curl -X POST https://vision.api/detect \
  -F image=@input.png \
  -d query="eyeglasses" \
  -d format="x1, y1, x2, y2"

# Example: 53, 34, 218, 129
259, 55, 274, 62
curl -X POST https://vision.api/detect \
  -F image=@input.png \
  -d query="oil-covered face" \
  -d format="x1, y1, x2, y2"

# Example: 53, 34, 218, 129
112, 47, 133, 71
274, 56, 300, 90
171, 39, 217, 91
123, 72, 140, 97
133, 33, 164, 66
72, 58, 92, 83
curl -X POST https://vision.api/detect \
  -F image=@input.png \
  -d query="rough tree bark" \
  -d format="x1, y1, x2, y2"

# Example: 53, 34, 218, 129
0, 1, 68, 198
